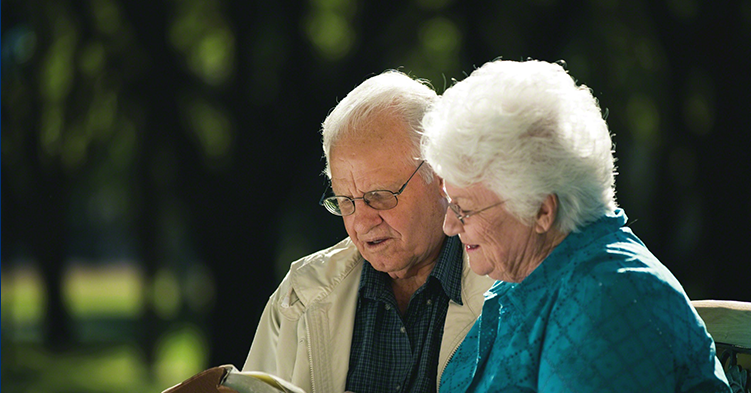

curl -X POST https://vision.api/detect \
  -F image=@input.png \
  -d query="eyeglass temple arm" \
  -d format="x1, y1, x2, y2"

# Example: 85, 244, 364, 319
395, 161, 426, 195
318, 189, 329, 205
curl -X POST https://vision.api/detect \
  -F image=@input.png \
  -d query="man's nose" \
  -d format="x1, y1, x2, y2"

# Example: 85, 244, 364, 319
350, 200, 383, 232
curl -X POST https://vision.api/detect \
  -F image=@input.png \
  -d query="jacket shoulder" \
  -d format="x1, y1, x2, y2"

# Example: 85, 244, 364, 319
281, 237, 363, 307
289, 237, 360, 271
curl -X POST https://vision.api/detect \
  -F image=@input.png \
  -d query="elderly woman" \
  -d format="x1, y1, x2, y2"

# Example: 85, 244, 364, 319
421, 59, 730, 392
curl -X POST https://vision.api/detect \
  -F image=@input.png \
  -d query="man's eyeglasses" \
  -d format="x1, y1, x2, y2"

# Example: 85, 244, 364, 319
319, 161, 425, 216
447, 199, 504, 224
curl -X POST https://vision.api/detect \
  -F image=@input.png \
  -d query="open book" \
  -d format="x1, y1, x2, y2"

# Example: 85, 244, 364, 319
161, 364, 307, 393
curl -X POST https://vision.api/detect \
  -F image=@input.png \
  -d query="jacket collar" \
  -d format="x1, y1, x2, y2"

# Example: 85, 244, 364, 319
289, 237, 364, 307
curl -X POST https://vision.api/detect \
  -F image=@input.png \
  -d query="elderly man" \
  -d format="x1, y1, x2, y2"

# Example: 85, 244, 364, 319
242, 71, 494, 393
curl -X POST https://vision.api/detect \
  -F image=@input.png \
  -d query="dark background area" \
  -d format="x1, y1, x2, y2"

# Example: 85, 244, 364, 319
2, 0, 750, 391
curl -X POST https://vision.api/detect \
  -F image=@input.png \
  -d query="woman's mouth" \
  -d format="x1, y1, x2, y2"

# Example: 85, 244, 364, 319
466, 244, 479, 251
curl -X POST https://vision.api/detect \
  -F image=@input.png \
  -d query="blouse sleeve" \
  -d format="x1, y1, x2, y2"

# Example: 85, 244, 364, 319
537, 264, 730, 393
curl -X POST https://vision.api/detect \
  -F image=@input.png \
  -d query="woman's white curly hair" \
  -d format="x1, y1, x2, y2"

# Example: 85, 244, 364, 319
421, 59, 618, 233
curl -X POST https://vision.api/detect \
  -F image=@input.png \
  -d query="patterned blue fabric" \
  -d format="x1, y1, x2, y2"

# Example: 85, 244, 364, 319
346, 235, 464, 393
440, 209, 731, 393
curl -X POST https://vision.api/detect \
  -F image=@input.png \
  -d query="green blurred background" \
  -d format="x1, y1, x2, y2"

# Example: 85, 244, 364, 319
2, 0, 750, 391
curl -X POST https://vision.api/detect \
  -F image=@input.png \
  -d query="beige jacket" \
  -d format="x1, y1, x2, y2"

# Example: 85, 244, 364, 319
243, 237, 495, 393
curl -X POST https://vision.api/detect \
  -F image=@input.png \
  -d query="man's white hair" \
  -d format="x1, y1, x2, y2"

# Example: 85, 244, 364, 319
321, 70, 437, 183
421, 59, 617, 233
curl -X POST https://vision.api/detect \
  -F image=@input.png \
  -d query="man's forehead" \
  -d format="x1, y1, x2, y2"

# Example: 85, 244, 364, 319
335, 108, 412, 145
330, 161, 403, 185
329, 135, 414, 175
329, 156, 418, 195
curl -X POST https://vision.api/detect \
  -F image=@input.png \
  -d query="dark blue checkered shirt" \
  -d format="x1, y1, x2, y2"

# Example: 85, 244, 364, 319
345, 236, 464, 393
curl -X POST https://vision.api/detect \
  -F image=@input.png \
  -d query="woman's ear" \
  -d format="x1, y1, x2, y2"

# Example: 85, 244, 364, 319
535, 194, 559, 233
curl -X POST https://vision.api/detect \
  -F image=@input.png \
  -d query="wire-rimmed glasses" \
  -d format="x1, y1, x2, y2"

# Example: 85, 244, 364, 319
447, 199, 504, 224
319, 161, 425, 216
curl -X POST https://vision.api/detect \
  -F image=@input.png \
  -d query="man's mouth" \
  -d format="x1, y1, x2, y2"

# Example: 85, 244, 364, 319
366, 238, 388, 246
466, 244, 479, 251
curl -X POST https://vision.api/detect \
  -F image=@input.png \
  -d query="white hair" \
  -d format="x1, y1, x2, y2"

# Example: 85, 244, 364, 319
321, 70, 437, 182
421, 59, 617, 233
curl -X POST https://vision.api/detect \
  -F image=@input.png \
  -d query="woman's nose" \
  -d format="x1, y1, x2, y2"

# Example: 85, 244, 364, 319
443, 207, 463, 236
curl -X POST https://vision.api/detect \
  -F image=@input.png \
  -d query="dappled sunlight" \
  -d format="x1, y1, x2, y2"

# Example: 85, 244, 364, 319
62, 262, 144, 318
155, 324, 211, 389
417, 16, 462, 74
1, 263, 47, 340
152, 267, 182, 320
305, 0, 357, 61
168, 0, 236, 86
5, 342, 171, 392
626, 93, 661, 147
183, 95, 235, 168
683, 68, 716, 136
2, 263, 211, 392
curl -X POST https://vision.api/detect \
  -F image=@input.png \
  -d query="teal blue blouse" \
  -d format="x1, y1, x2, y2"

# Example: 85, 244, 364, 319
440, 209, 730, 392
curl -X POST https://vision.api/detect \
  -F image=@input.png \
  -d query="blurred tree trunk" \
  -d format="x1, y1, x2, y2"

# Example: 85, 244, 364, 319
1, 0, 74, 349
120, 0, 183, 365
32, 169, 72, 349
10, 107, 73, 350
192, 0, 314, 367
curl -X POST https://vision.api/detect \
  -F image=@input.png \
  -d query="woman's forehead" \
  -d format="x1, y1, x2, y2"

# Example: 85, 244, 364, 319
444, 182, 496, 202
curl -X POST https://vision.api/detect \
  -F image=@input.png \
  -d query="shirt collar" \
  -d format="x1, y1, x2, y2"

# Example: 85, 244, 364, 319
487, 209, 628, 304
359, 235, 465, 305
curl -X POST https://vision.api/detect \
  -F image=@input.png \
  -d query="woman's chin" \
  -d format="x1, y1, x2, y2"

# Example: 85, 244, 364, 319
468, 260, 494, 277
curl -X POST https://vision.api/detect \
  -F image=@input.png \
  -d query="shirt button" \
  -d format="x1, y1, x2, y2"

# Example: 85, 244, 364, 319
385, 304, 391, 310
426, 299, 432, 306
395, 385, 401, 391
400, 326, 406, 333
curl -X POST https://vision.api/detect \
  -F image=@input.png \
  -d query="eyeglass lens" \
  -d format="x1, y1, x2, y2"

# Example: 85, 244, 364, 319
324, 191, 399, 216
320, 161, 425, 216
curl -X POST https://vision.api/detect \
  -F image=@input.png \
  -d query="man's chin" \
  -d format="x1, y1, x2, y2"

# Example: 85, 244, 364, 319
364, 256, 405, 274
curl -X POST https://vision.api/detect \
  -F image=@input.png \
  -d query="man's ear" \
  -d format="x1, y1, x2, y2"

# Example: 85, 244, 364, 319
436, 175, 446, 197
535, 194, 559, 233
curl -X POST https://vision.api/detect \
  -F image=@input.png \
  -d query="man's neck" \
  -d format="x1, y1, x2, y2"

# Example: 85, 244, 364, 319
389, 261, 436, 315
